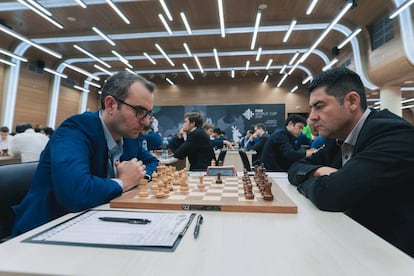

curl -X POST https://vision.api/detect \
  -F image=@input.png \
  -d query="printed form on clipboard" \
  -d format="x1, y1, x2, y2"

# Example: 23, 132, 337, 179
24, 209, 195, 252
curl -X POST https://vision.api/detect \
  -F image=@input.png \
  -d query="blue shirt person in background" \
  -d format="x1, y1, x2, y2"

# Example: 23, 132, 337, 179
12, 71, 156, 236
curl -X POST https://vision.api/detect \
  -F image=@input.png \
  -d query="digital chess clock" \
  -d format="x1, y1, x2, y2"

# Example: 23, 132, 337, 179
206, 166, 236, 176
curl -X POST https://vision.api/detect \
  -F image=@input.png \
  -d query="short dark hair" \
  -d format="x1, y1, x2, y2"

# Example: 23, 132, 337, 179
309, 67, 367, 110
285, 114, 307, 126
15, 123, 33, 133
100, 71, 155, 109
255, 123, 266, 131
203, 123, 214, 131
185, 112, 204, 128
0, 126, 9, 133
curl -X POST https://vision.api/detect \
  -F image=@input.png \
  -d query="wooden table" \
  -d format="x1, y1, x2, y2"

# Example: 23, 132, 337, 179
0, 173, 413, 276
0, 155, 21, 165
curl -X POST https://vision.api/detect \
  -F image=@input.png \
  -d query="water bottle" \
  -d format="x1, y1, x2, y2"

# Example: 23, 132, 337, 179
142, 139, 148, 151
162, 137, 169, 159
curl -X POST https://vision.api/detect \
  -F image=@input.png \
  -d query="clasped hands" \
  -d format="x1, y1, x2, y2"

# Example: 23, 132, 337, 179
115, 158, 146, 192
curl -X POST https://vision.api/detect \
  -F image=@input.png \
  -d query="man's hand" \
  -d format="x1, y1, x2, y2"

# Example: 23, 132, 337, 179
116, 158, 146, 192
305, 148, 318, 157
313, 166, 338, 177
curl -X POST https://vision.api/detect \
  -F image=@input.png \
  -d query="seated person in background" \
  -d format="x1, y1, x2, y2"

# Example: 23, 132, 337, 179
239, 129, 253, 150
248, 123, 269, 165
40, 127, 54, 138
261, 114, 318, 172
211, 127, 232, 150
140, 115, 162, 150
288, 67, 414, 257
12, 71, 155, 236
173, 112, 215, 171
9, 123, 49, 162
0, 126, 13, 156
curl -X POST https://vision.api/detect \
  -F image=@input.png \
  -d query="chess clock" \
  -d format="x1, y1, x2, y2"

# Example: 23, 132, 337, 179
206, 166, 236, 176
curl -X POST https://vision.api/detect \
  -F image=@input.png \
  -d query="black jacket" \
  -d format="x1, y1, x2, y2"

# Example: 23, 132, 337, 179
288, 109, 414, 257
173, 128, 215, 171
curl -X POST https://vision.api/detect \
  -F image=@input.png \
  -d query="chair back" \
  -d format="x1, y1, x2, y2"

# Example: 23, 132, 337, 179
217, 150, 227, 166
238, 150, 252, 171
0, 162, 38, 241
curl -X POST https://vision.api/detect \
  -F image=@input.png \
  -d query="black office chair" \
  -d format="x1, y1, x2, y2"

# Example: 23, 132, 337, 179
216, 149, 227, 166
0, 162, 38, 242
238, 150, 252, 171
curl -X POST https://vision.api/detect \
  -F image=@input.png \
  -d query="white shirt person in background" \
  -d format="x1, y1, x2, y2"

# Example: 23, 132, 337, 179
10, 123, 49, 162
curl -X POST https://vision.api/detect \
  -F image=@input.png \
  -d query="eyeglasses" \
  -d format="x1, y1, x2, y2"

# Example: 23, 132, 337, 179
113, 97, 152, 119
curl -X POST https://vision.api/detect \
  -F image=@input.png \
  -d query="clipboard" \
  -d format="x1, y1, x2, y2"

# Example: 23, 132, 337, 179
23, 209, 196, 252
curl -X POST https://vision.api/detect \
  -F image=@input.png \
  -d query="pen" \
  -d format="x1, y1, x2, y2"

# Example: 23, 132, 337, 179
99, 217, 151, 224
193, 214, 203, 239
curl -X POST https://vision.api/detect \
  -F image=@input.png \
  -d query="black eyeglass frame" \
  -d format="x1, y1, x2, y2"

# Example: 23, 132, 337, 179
112, 96, 153, 119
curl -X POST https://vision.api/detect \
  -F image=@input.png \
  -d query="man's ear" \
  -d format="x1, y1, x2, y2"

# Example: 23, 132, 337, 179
105, 96, 118, 112
345, 91, 360, 110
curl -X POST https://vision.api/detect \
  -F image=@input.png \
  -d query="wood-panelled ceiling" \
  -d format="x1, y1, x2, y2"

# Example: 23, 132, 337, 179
0, 0, 413, 100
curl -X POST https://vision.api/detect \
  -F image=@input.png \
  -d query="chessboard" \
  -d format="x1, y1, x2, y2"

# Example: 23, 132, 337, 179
110, 168, 297, 214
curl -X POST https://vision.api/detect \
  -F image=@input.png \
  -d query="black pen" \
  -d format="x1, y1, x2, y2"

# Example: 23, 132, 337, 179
99, 217, 151, 224
193, 215, 203, 239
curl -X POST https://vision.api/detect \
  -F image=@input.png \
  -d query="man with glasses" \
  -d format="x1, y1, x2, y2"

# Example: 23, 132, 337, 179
12, 71, 158, 236
288, 68, 414, 257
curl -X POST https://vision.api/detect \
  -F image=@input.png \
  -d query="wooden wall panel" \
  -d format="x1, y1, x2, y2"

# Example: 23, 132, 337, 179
14, 68, 50, 130
87, 91, 100, 112
55, 86, 81, 127
0, 65, 4, 116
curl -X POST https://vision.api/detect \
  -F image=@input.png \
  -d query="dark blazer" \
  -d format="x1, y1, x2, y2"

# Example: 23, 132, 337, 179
174, 127, 215, 171
249, 133, 269, 165
260, 127, 306, 171
12, 111, 156, 236
288, 109, 414, 257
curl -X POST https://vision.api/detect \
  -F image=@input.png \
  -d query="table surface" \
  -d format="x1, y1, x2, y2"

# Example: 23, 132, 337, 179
0, 173, 413, 276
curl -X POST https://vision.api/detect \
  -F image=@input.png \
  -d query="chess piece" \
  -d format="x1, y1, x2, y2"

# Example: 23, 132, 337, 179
245, 182, 254, 200
197, 175, 205, 189
211, 159, 216, 167
263, 179, 274, 201
179, 178, 189, 192
138, 179, 149, 198
215, 172, 223, 184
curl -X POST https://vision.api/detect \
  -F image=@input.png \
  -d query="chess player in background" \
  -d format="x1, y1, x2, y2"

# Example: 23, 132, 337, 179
288, 67, 414, 257
12, 71, 155, 236
172, 112, 215, 171
248, 123, 270, 166
9, 123, 49, 162
260, 114, 318, 172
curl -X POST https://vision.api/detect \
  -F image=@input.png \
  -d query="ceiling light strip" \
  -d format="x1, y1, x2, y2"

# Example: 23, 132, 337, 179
155, 43, 175, 66
245, 60, 250, 71
277, 74, 289, 87
0, 58, 16, 66
401, 87, 414, 91
159, 13, 172, 35
280, 64, 287, 74
74, 85, 89, 92
288, 52, 300, 65
159, 0, 173, 21
302, 75, 313, 84
389, 0, 414, 19
231, 69, 235, 78
17, 0, 63, 29
218, 0, 225, 37
111, 50, 129, 64
26, 0, 52, 16
306, 0, 319, 15
194, 55, 204, 73
125, 68, 137, 75
74, 44, 111, 68
263, 75, 269, 82
337, 27, 362, 49
85, 80, 100, 88
94, 64, 113, 76
74, 0, 87, 8
0, 48, 27, 62
105, 0, 130, 24
92, 27, 116, 46
180, 12, 192, 35
183, 43, 192, 57
322, 58, 339, 71
283, 18, 297, 43
143, 52, 156, 64
213, 48, 221, 69
0, 24, 62, 59
290, 85, 298, 93
250, 11, 262, 50
183, 63, 194, 80
265, 59, 273, 70
64, 63, 100, 81
44, 67, 67, 79
255, 47, 262, 61
401, 98, 414, 104
166, 77, 174, 85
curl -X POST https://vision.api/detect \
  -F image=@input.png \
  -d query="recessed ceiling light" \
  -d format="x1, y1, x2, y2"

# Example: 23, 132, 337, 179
404, 80, 414, 84
258, 4, 267, 10
67, 17, 76, 22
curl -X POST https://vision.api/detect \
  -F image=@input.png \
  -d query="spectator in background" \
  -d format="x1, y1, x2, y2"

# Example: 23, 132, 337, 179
40, 127, 54, 138
10, 123, 49, 162
239, 129, 253, 150
173, 112, 215, 171
0, 126, 13, 156
141, 115, 162, 150
211, 127, 232, 150
248, 123, 269, 165
260, 114, 318, 172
